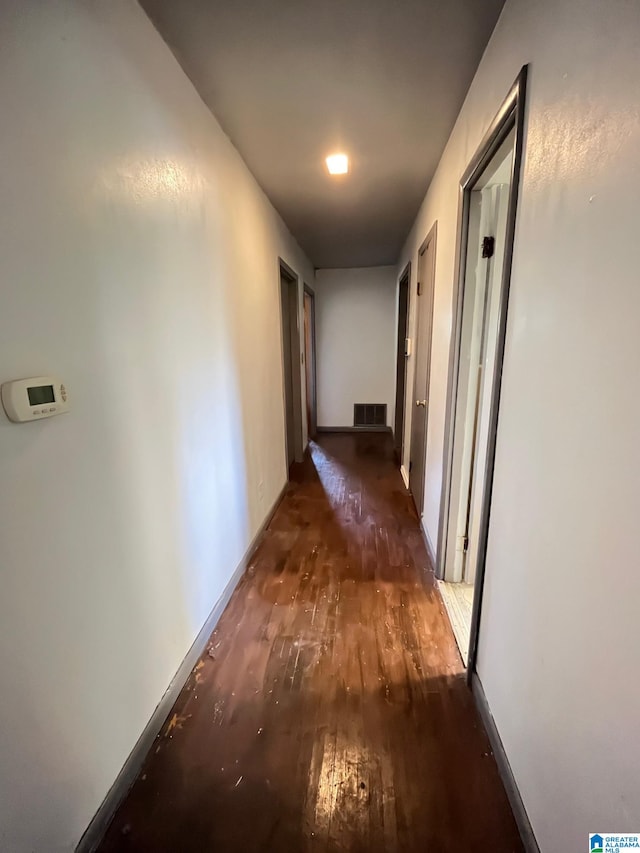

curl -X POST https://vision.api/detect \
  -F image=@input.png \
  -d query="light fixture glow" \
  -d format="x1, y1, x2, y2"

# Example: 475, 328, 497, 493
326, 153, 349, 175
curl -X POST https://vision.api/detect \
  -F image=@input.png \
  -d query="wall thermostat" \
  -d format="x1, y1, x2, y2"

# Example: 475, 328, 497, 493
1, 376, 69, 423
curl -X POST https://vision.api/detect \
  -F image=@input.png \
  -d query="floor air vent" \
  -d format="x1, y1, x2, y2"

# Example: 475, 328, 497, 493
353, 403, 387, 428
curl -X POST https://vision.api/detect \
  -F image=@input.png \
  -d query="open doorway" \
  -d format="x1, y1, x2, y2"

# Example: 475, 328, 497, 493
303, 285, 317, 440
393, 263, 411, 464
436, 68, 527, 671
409, 226, 437, 522
279, 261, 304, 475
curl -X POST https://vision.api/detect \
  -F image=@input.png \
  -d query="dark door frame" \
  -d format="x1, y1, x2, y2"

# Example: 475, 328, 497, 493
303, 283, 317, 440
434, 66, 528, 681
393, 262, 411, 464
278, 258, 304, 472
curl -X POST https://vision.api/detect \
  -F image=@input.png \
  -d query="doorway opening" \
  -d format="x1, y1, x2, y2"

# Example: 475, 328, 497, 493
436, 68, 527, 672
279, 261, 304, 475
409, 224, 437, 522
303, 285, 317, 440
393, 263, 411, 464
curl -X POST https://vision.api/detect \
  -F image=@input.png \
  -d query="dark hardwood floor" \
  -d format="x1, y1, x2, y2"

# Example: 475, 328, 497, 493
99, 432, 523, 853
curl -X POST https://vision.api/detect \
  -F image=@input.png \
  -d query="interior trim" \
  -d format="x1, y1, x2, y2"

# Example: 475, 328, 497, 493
433, 65, 529, 678
316, 425, 392, 433
75, 482, 288, 853
303, 283, 318, 439
471, 672, 540, 853
394, 260, 412, 462
407, 221, 438, 532
420, 520, 437, 571
400, 464, 410, 489
278, 257, 304, 465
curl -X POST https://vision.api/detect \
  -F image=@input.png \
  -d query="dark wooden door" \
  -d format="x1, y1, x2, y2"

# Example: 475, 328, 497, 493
394, 269, 410, 462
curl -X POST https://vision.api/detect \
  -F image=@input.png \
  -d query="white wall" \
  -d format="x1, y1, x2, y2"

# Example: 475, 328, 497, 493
398, 0, 640, 850
0, 2, 313, 850
314, 267, 397, 427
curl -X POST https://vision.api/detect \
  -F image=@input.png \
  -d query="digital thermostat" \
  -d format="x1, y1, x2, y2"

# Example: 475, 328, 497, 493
1, 376, 69, 423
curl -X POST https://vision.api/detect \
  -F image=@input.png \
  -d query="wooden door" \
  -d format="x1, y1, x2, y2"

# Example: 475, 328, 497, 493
394, 269, 410, 462
409, 231, 436, 518
303, 287, 317, 439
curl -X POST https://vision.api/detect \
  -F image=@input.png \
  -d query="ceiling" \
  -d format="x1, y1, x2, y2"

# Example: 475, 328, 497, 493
140, 0, 506, 268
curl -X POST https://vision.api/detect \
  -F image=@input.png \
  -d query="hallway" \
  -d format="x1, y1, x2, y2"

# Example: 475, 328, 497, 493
99, 433, 522, 852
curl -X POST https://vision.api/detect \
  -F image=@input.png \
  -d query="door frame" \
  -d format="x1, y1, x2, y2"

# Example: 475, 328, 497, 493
434, 66, 528, 679
393, 261, 411, 464
278, 258, 304, 471
303, 283, 317, 440
408, 222, 437, 519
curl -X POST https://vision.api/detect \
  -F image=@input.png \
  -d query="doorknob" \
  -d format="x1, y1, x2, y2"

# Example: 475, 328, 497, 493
416, 400, 427, 407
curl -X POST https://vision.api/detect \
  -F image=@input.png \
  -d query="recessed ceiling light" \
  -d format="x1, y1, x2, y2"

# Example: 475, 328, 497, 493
326, 153, 349, 175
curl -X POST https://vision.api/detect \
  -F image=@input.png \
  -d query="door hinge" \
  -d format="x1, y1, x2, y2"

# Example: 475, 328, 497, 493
409, 461, 413, 473
457, 534, 469, 553
417, 280, 422, 296
482, 236, 495, 258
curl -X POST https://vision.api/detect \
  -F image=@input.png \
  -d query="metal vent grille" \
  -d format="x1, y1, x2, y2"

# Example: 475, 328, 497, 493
353, 403, 387, 428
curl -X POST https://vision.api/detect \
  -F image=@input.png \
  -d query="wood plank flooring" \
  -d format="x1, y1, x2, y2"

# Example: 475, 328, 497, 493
98, 432, 523, 853
437, 581, 475, 666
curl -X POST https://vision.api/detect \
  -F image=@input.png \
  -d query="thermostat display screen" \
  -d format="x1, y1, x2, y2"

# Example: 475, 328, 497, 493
27, 385, 55, 406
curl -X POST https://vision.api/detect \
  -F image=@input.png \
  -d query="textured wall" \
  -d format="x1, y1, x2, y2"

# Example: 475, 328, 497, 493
397, 0, 640, 849
0, 2, 312, 849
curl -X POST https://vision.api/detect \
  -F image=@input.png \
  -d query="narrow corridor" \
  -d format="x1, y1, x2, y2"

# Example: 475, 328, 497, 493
100, 434, 522, 852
